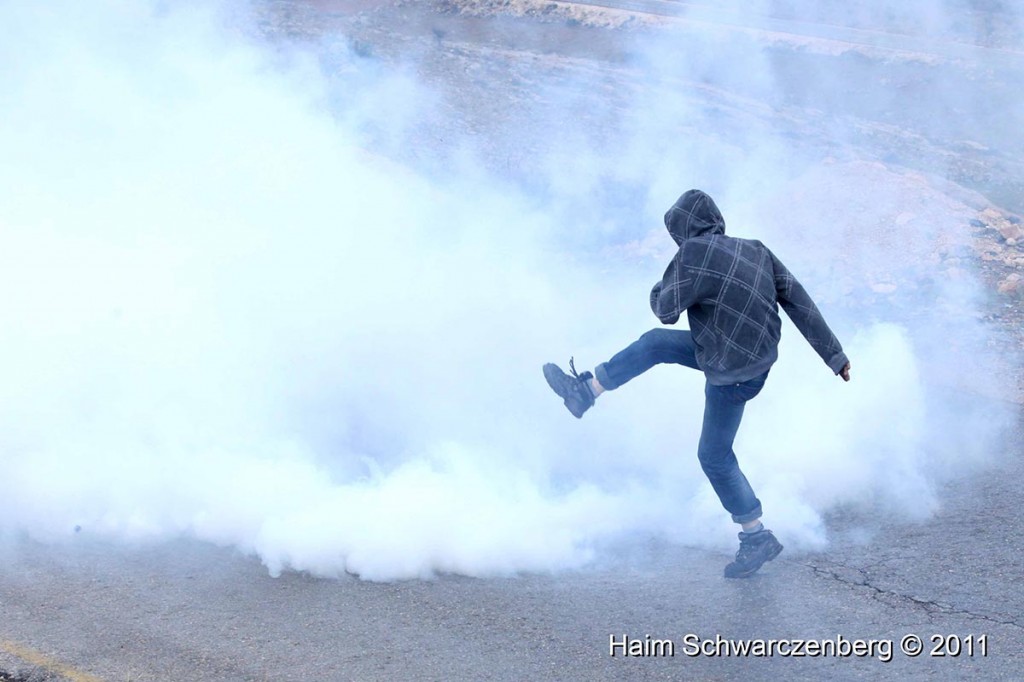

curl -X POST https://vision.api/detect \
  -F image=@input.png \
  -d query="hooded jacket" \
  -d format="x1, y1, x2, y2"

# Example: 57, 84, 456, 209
650, 189, 848, 385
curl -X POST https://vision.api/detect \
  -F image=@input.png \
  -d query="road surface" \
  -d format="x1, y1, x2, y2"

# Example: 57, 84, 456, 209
1, 403, 1021, 681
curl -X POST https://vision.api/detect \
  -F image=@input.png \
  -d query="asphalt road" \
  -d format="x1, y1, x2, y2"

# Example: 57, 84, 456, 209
1, 405, 1021, 681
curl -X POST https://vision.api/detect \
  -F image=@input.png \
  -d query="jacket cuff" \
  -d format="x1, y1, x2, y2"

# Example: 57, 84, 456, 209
649, 282, 662, 315
828, 351, 849, 375
650, 282, 678, 323
658, 311, 680, 325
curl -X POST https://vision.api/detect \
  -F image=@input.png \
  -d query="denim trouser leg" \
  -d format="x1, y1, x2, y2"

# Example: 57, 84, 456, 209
594, 328, 766, 524
699, 377, 766, 523
594, 328, 699, 390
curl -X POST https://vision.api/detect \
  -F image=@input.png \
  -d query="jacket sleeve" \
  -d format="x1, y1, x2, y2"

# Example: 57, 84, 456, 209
770, 250, 849, 374
649, 248, 696, 325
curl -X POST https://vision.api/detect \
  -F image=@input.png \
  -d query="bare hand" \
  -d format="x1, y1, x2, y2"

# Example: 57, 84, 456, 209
839, 362, 851, 382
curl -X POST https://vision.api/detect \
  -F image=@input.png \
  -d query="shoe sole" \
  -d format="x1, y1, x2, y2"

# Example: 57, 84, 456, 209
542, 364, 586, 418
724, 542, 784, 579
542, 364, 563, 393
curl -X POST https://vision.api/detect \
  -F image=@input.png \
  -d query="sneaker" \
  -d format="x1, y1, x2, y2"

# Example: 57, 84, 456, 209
542, 357, 595, 419
723, 529, 783, 578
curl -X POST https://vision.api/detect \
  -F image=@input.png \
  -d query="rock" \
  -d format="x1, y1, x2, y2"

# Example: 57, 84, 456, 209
998, 223, 1024, 242
997, 273, 1023, 296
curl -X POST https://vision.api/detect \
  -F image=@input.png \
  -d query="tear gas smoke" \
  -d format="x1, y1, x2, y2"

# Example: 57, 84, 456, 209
0, 0, 1016, 580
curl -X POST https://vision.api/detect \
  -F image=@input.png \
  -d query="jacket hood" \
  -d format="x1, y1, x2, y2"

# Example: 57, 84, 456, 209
664, 189, 726, 245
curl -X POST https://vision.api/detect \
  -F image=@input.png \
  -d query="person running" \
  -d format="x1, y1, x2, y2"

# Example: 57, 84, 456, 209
543, 189, 851, 578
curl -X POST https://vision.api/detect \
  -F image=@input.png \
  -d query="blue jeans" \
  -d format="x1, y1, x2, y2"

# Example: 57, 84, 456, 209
595, 329, 766, 524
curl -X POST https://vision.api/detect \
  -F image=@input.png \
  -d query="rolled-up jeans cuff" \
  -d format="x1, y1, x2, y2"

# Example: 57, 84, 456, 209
731, 503, 763, 524
594, 362, 617, 391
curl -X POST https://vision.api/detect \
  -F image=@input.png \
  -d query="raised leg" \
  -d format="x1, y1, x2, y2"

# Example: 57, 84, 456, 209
594, 328, 700, 391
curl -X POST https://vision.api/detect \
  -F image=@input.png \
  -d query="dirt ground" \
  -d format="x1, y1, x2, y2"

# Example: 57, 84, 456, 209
251, 0, 1024, 402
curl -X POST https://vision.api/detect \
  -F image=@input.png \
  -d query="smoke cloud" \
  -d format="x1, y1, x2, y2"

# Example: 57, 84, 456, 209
0, 0, 1016, 580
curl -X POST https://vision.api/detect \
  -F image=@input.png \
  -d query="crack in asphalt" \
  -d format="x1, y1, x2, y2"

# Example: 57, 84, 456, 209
803, 560, 1023, 630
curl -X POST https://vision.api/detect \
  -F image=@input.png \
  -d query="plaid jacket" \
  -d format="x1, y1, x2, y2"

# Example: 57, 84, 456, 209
650, 190, 848, 385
